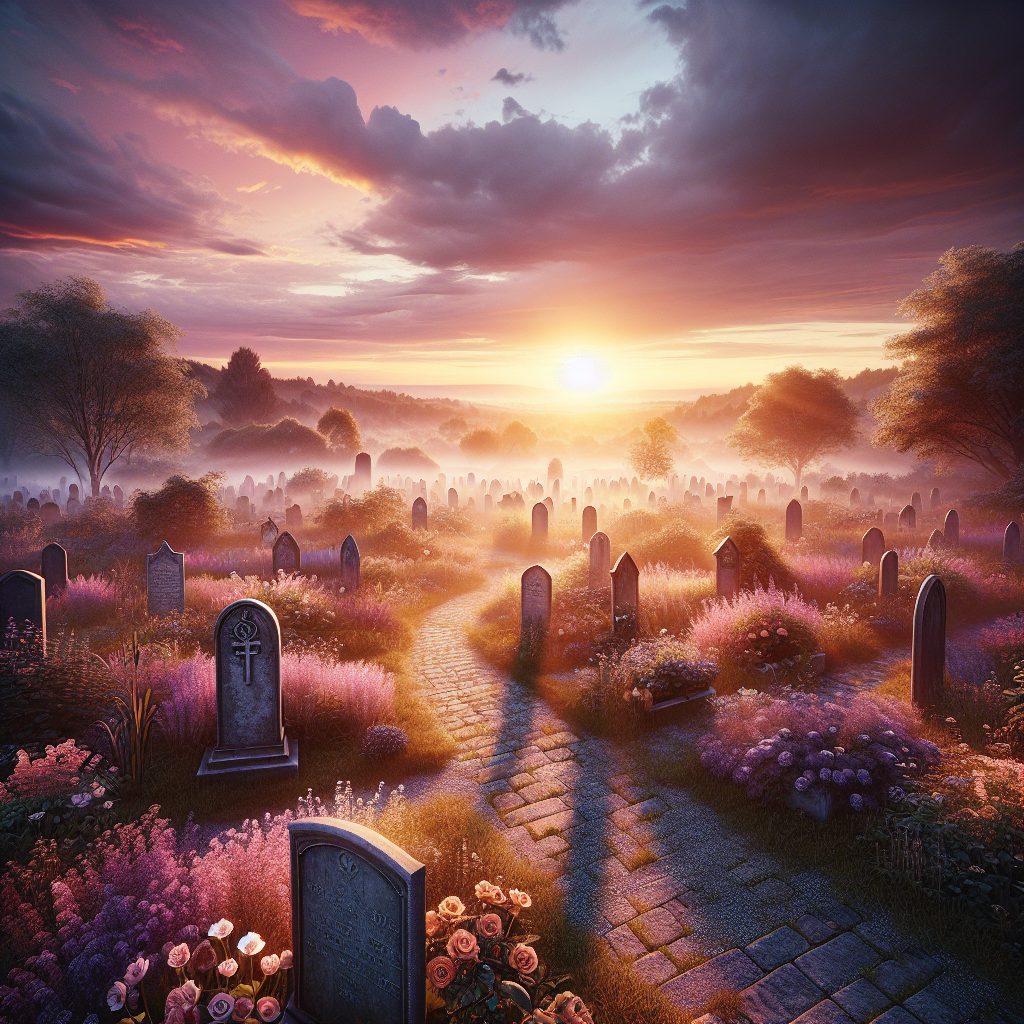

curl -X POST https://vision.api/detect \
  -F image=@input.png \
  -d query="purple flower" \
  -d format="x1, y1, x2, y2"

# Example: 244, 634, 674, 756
794, 777, 810, 792
888, 786, 905, 803
777, 751, 795, 768
850, 793, 864, 811
857, 769, 872, 786
819, 768, 832, 782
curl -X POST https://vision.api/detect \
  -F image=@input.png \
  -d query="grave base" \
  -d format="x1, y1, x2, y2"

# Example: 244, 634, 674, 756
650, 686, 716, 713
197, 735, 298, 778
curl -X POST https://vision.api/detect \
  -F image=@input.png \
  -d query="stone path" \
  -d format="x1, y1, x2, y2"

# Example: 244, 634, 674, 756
405, 570, 1022, 1024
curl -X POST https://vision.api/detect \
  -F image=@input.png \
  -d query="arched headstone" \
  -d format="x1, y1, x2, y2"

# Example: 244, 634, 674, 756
354, 452, 372, 489
411, 496, 427, 530
484, 493, 493, 512
531, 501, 548, 544
146, 541, 185, 616
926, 529, 945, 550
714, 537, 740, 599
286, 504, 303, 527
521, 564, 552, 637
1003, 521, 1021, 563
785, 499, 802, 542
911, 575, 946, 708
39, 501, 61, 525
757, 488, 766, 504
861, 527, 885, 566
911, 491, 923, 512
878, 549, 898, 597
26, 497, 39, 513
448, 487, 458, 509
341, 535, 360, 592
739, 481, 748, 504
610, 552, 639, 638
40, 542, 68, 598
943, 509, 959, 547
582, 505, 597, 543
273, 531, 301, 575
898, 504, 916, 531
0, 570, 46, 652
588, 532, 610, 590
930, 487, 940, 509
850, 487, 860, 507
800, 485, 808, 502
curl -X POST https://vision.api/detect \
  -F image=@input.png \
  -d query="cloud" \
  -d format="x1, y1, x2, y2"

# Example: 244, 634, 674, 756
501, 96, 529, 121
492, 68, 531, 87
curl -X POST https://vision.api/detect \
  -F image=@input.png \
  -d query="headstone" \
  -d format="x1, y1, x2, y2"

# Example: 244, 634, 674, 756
785, 499, 802, 542
878, 549, 898, 597
354, 452, 372, 488
705, 483, 714, 498
447, 487, 458, 509
261, 518, 279, 544
850, 487, 860, 507
622, 498, 631, 510
0, 570, 46, 651
286, 504, 303, 527
273, 531, 301, 575
926, 529, 946, 550
800, 485, 808, 502
278, 472, 286, 489
861, 527, 885, 566
26, 497, 39, 514
588, 532, 611, 590
912, 491, 923, 512
198, 599, 297, 777
610, 552, 639, 638
112, 485, 124, 510
40, 542, 68, 598
284, 818, 424, 1024
1004, 521, 1022, 563
274, 487, 284, 505
911, 575, 946, 708
66, 496, 80, 515
716, 495, 733, 524
757, 488, 766, 504
483, 493, 493, 512
146, 542, 185, 616
930, 487, 940, 509
883, 510, 898, 531
543, 496, 554, 514
739, 481, 748, 504
411, 496, 427, 530
531, 501, 548, 544
341, 535, 360, 592
68, 484, 79, 501
12, 491, 22, 505
898, 504, 916, 531
521, 564, 552, 637
39, 501, 61, 525
943, 509, 959, 547
714, 537, 740, 599
582, 505, 597, 543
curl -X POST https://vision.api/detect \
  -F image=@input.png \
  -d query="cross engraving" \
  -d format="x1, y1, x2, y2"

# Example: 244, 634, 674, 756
231, 611, 261, 685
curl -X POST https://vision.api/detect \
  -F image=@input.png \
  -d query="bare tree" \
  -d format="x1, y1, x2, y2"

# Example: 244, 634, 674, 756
0, 277, 204, 496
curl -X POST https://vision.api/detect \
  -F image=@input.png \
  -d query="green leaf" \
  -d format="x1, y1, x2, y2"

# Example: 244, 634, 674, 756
500, 981, 533, 1013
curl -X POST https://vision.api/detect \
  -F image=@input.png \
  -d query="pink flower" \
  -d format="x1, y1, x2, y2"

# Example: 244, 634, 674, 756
107, 981, 127, 1011
208, 918, 234, 940
477, 914, 503, 939
279, 950, 293, 970
510, 943, 539, 975
218, 958, 239, 977
260, 954, 281, 975
257, 996, 281, 1021
474, 880, 507, 905
777, 627, 788, 636
425, 910, 443, 936
437, 896, 466, 921
760, 629, 769, 637
550, 991, 594, 1024
426, 956, 457, 990
446, 928, 480, 961
70, 793, 91, 807
237, 932, 266, 956
124, 957, 149, 986
208, 993, 235, 1021
233, 996, 254, 1021
508, 889, 532, 912
165, 981, 201, 1016
167, 942, 191, 968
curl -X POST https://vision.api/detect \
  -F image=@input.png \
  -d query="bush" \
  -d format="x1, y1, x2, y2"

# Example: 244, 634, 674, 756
493, 515, 531, 553
362, 725, 408, 760
132, 474, 225, 547
316, 483, 405, 537
48, 574, 123, 628
207, 418, 330, 460
377, 447, 439, 474
711, 517, 796, 591
286, 466, 336, 497
316, 406, 360, 453
625, 519, 711, 571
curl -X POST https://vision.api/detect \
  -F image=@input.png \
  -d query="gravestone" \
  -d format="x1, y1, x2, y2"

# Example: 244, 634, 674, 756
12, 491, 22, 505
1004, 521, 1022, 563
716, 495, 733, 524
883, 510, 898, 530
861, 527, 885, 566
543, 496, 554, 514
714, 537, 740, 599
739, 481, 747, 504
284, 818, 424, 1024
898, 504, 916, 531
273, 532, 301, 575
582, 505, 597, 543
0, 570, 46, 650
39, 501, 61, 526
930, 487, 940, 509
26, 497, 39, 514
647, 490, 655, 509
705, 483, 714, 498
878, 549, 898, 597
341, 535, 360, 592
912, 491, 923, 512
588, 532, 611, 590
40, 543, 68, 598
610, 552, 639, 638
911, 575, 946, 708
68, 484, 79, 502
531, 501, 548, 544
800, 485, 808, 502
785, 499, 802, 542
943, 509, 959, 547
484, 493, 493, 512
926, 529, 946, 550
66, 496, 80, 515
521, 564, 552, 637
286, 504, 303, 527
622, 498, 631, 510
354, 452, 372, 489
850, 487, 860, 507
261, 518, 279, 544
237, 495, 251, 517
146, 542, 185, 617
757, 488, 766, 504
198, 599, 297, 777
447, 487, 458, 509
411, 496, 427, 531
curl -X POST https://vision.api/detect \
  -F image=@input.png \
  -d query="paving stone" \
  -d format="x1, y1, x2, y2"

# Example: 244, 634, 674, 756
902, 947, 942, 981
792, 1001, 857, 1023
607, 828, 651, 870
902, 981, 966, 1024
525, 809, 575, 839
546, 745, 575, 762
741, 963, 825, 1024
633, 950, 679, 986
633, 907, 686, 949
871, 960, 928, 1001
519, 778, 567, 802
535, 834, 568, 856
833, 979, 891, 1023
751, 877, 795, 905
621, 873, 684, 912
503, 797, 567, 827
745, 926, 810, 971
795, 932, 880, 993
730, 858, 778, 886
796, 914, 838, 944
491, 791, 525, 813
818, 904, 861, 930
871, 1009, 921, 1024
578, 793, 629, 819
597, 894, 637, 927
660, 949, 764, 1011
606, 922, 648, 962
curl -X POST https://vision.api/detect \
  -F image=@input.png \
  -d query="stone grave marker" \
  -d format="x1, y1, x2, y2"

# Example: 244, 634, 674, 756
262, 518, 279, 544
543, 496, 554, 514
930, 487, 940, 508
883, 510, 898, 530
68, 483, 79, 502
39, 501, 61, 525
521, 564, 552, 637
198, 599, 297, 777
447, 487, 458, 509
610, 552, 639, 638
146, 541, 185, 616
354, 452, 372, 488
716, 495, 733, 524
0, 570, 46, 651
878, 549, 898, 597
237, 495, 251, 517
12, 491, 22, 505
273, 531, 301, 575
285, 504, 302, 527
911, 575, 946, 708
944, 509, 960, 547
484, 493, 493, 512
927, 528, 946, 550
622, 498, 631, 510
861, 527, 885, 566
588, 531, 610, 590
40, 542, 68, 598
739, 481, 748, 504
582, 505, 597, 543
1004, 521, 1022, 563
757, 488, 766, 504
531, 501, 548, 544
714, 537, 740, 599
285, 817, 424, 1024
411, 496, 427, 531
912, 491, 923, 512
341, 535, 360, 592
785, 499, 802, 542
850, 487, 860, 506
66, 496, 80, 515
898, 504, 916, 531
26, 497, 39, 514
800, 485, 808, 502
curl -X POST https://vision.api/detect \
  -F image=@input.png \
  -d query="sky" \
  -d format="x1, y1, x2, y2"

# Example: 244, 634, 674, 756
0, 0, 1021, 394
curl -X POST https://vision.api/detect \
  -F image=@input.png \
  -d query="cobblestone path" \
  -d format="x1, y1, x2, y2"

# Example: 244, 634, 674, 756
404, 572, 1020, 1024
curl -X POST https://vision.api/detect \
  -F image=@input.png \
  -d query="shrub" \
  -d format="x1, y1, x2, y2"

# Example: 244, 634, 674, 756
0, 740, 102, 802
639, 566, 715, 637
48, 574, 123, 628
316, 406, 360, 453
493, 515, 531, 553
711, 517, 796, 591
154, 653, 217, 749
316, 483, 405, 536
362, 725, 409, 760
979, 614, 1024, 680
207, 418, 330, 460
459, 427, 502, 458
132, 474, 225, 547
788, 554, 860, 603
286, 466, 336, 497
625, 519, 711, 572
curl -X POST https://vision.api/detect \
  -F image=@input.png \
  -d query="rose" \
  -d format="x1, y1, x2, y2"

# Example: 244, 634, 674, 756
233, 996, 254, 1021
425, 910, 443, 937
191, 940, 218, 973
107, 982, 127, 1011
261, 954, 281, 975
446, 928, 479, 961
165, 981, 201, 1017
477, 913, 503, 939
167, 942, 191, 968
510, 943, 539, 975
257, 996, 281, 1021
474, 881, 507, 905
238, 932, 266, 956
550, 992, 594, 1024
427, 956, 457, 989
533, 1011, 558, 1024
218, 959, 239, 977
437, 896, 466, 921
279, 950, 293, 969
508, 889, 532, 912
208, 993, 235, 1021
124, 957, 149, 986
209, 919, 234, 940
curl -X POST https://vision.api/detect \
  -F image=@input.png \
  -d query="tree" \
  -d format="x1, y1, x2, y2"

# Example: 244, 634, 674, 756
0, 276, 204, 497
438, 416, 468, 443
728, 366, 858, 488
460, 427, 502, 458
628, 416, 680, 480
501, 420, 538, 457
316, 406, 361, 453
214, 347, 277, 426
133, 473, 225, 546
873, 243, 1024, 479
547, 458, 563, 482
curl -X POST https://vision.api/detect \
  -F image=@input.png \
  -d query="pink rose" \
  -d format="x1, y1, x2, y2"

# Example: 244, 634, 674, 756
510, 943, 539, 975
550, 992, 594, 1024
446, 928, 479, 961
426, 956, 456, 990
165, 981, 201, 1017
208, 993, 235, 1022
437, 896, 466, 921
508, 889, 532, 912
208, 918, 234, 940
257, 996, 281, 1021
476, 914, 503, 939
237, 932, 265, 956
167, 942, 190, 969
233, 996, 254, 1021
190, 940, 218, 973
260, 954, 280, 975
474, 880, 507, 905
107, 982, 127, 1011
217, 959, 239, 977
279, 950, 293, 969
425, 910, 443, 937
124, 957, 149, 986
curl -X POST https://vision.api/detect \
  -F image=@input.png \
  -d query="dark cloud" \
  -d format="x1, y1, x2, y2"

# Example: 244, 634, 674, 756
492, 68, 531, 87
501, 96, 529, 121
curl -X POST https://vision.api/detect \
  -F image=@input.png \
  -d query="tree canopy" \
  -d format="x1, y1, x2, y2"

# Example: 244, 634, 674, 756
728, 366, 858, 487
873, 243, 1024, 479
460, 427, 502, 458
0, 276, 203, 496
316, 406, 361, 454
214, 347, 277, 426
628, 416, 681, 481
133, 473, 225, 547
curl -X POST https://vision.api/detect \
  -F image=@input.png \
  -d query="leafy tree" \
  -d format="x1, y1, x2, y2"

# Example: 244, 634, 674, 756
501, 420, 538, 456
287, 467, 338, 496
377, 447, 440, 473
460, 427, 502, 458
316, 406, 361, 453
873, 243, 1024, 479
132, 473, 225, 546
628, 416, 680, 481
728, 366, 858, 488
0, 276, 203, 497
214, 347, 277, 426
438, 416, 468, 443
547, 458, 563, 482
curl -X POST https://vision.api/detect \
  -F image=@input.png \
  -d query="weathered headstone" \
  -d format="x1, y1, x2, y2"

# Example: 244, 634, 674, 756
861, 527, 885, 566
582, 505, 597, 543
883, 510, 898, 531
198, 599, 297, 777
411, 496, 427, 531
261, 518, 279, 544
284, 817, 424, 1024
273, 531, 301, 575
1004, 521, 1022, 563
943, 509, 959, 547
0, 570, 46, 651
237, 495, 251, 517
911, 575, 946, 708
714, 537, 740, 599
878, 549, 898, 597
66, 496, 80, 516
447, 487, 458, 509
26, 497, 39, 514
112, 484, 124, 510
739, 481, 748, 504
543, 495, 554, 514
785, 499, 802, 542
757, 488, 766, 504
286, 504, 303, 528
39, 501, 61, 525
484, 493, 493, 512
930, 487, 940, 509
588, 531, 611, 590
68, 483, 80, 502
341, 535, 360, 592
40, 542, 68, 598
898, 504, 916, 531
911, 491, 923, 512
800, 485, 808, 502
850, 487, 860, 507
531, 501, 548, 544
926, 528, 946, 550
354, 452, 372, 489
146, 542, 185, 617
610, 552, 639, 638
521, 564, 552, 637
716, 495, 733, 524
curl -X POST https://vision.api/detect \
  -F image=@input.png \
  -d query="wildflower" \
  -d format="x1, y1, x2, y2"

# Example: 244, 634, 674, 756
279, 950, 293, 969
549, 991, 594, 1024
760, 629, 769, 637
511, 943, 539, 975
446, 928, 479, 961
261, 954, 280, 975
125, 957, 149, 986
209, 918, 234, 940
475, 880, 507, 905
778, 751, 794, 768
794, 777, 810, 792
777, 627, 788, 636
508, 888, 532, 912
427, 956, 456, 990
888, 786, 905, 803
850, 793, 864, 811
167, 942, 191, 968
208, 994, 235, 1021
857, 769, 872, 786
437, 895, 466, 921
819, 768, 832, 782
477, 914, 503, 939
238, 932, 266, 956
233, 996, 254, 1021
257, 996, 281, 1021
70, 793, 91, 807
218, 959, 239, 977
103, 800, 114, 809
748, 632, 756, 639
107, 982, 127, 1011
28, 811, 45, 821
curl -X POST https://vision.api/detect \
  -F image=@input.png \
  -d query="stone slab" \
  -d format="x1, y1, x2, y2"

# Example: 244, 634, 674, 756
871, 1009, 922, 1024
660, 949, 764, 1011
633, 951, 679, 987
741, 963, 825, 1024
794, 932, 881, 993
792, 1001, 856, 1023
833, 979, 891, 1023
796, 914, 837, 944
745, 926, 811, 971
633, 906, 686, 949
902, 982, 965, 1024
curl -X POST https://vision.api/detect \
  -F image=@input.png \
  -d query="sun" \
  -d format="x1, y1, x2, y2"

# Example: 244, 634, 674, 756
559, 355, 605, 392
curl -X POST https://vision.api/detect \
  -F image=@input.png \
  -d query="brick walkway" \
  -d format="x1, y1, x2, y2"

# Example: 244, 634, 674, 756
404, 575, 1021, 1024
